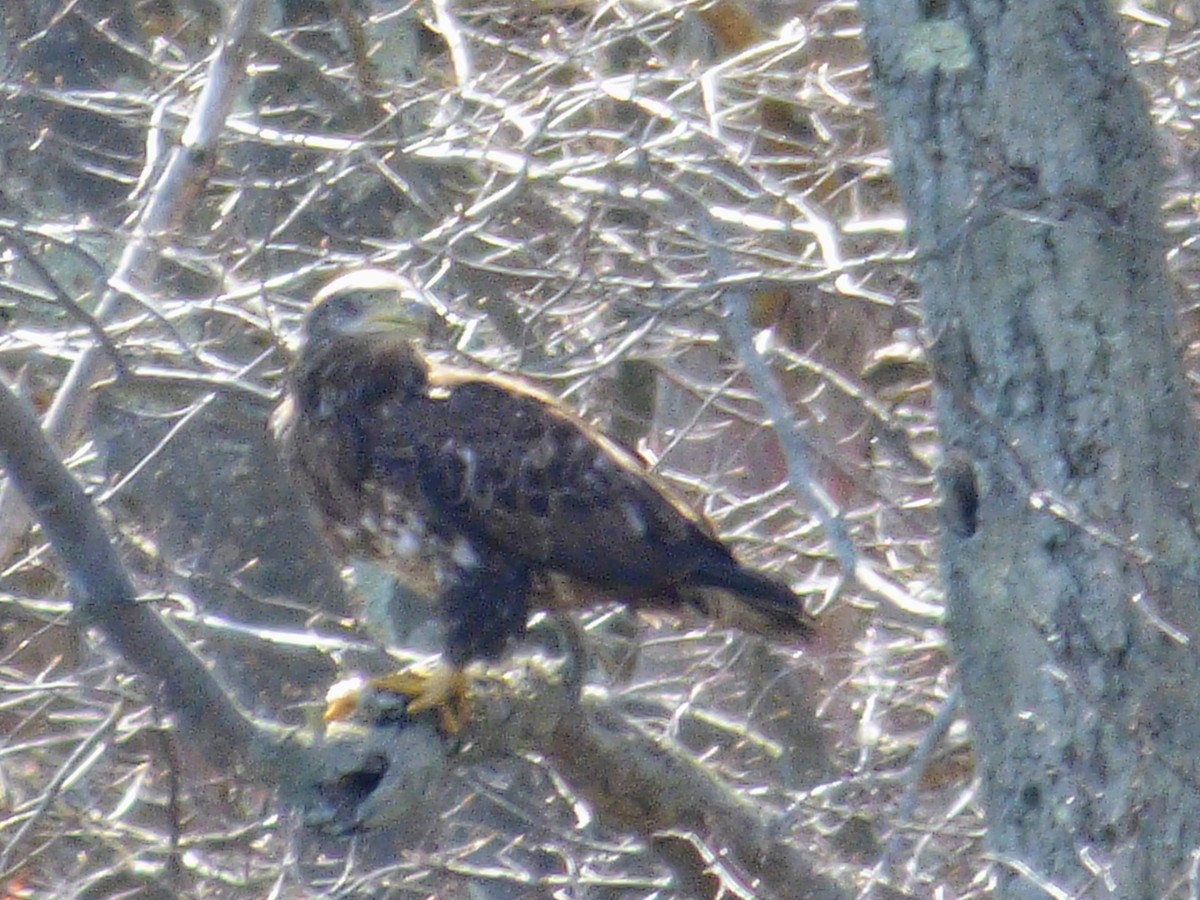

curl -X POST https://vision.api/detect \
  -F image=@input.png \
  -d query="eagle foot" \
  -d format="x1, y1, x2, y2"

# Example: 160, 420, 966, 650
324, 663, 473, 736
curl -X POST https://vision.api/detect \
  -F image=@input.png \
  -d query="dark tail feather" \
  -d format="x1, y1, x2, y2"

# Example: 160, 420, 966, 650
689, 556, 815, 640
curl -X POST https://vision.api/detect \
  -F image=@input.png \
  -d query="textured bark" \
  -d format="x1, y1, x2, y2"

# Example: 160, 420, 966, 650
858, 3, 1200, 897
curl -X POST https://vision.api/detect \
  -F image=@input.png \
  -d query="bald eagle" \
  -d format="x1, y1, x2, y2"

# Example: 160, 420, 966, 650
274, 270, 813, 729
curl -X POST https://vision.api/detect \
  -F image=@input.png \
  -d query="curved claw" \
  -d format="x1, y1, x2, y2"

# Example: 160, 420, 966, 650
325, 664, 473, 736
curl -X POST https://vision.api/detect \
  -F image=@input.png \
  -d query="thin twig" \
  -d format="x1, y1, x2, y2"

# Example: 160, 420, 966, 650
0, 700, 124, 878
880, 683, 962, 880
0, 227, 128, 379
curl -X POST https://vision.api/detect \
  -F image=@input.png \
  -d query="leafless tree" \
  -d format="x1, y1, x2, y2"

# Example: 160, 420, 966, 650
4, 0, 1198, 896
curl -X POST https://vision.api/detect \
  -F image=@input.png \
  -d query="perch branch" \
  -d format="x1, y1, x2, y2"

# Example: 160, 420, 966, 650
323, 658, 847, 898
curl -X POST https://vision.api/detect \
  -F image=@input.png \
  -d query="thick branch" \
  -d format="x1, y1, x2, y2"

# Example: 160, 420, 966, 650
0, 375, 433, 830
0, 377, 256, 766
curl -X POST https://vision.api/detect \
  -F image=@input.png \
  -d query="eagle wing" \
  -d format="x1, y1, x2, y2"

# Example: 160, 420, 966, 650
366, 369, 725, 595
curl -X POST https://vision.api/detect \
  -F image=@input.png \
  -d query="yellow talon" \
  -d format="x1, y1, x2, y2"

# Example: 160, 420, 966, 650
323, 678, 365, 723
324, 664, 473, 735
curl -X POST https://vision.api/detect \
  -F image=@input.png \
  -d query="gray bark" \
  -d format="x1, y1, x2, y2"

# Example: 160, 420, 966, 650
858, 2, 1200, 896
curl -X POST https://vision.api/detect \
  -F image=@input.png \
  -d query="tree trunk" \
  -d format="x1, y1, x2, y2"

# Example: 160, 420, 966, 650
858, 3, 1200, 896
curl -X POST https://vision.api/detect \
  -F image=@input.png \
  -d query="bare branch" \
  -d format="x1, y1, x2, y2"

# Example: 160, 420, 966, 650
0, 225, 128, 379
546, 694, 848, 900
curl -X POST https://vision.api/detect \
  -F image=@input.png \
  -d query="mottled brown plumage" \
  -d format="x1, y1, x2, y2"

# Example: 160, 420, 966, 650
274, 270, 812, 714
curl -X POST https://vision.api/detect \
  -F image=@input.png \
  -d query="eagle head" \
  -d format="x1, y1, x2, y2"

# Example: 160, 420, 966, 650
303, 268, 440, 351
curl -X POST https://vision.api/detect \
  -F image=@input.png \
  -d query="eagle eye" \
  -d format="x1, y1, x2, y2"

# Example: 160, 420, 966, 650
327, 292, 369, 323
305, 290, 379, 343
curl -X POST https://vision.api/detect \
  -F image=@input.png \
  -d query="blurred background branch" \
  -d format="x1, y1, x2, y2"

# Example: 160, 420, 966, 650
0, 0, 268, 561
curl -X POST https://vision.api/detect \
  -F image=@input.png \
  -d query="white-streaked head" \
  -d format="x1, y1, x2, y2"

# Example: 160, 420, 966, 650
303, 268, 440, 349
